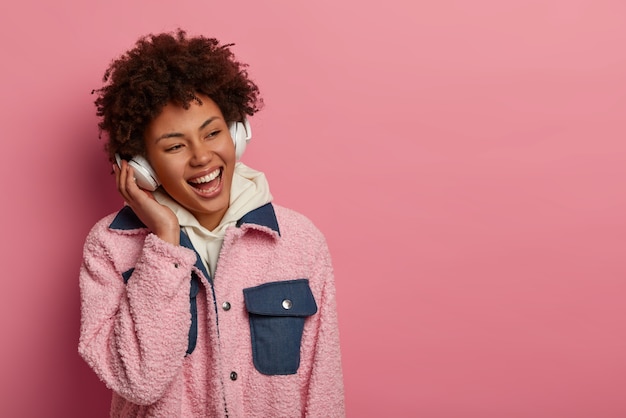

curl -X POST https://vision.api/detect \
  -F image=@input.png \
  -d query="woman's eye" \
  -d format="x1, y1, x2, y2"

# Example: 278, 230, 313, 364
165, 144, 183, 152
206, 130, 221, 139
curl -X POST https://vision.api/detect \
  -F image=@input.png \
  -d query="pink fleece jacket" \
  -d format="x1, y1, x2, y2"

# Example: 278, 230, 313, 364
78, 203, 345, 417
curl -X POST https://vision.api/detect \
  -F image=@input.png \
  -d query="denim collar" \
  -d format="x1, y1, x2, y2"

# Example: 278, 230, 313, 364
109, 202, 280, 236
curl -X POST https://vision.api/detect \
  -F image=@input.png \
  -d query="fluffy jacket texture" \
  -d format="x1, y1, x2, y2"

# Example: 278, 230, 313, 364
78, 204, 345, 417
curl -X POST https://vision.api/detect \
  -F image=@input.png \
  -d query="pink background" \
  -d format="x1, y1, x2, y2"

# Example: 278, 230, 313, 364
1, 1, 625, 417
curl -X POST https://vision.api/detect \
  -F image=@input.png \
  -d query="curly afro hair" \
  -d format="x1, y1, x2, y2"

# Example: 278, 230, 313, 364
93, 29, 262, 162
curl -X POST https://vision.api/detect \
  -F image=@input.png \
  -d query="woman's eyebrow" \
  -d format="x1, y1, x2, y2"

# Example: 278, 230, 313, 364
155, 117, 220, 143
199, 117, 219, 131
155, 131, 184, 142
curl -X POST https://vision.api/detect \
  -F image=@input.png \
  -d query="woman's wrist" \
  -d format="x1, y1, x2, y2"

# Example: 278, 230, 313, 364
153, 223, 180, 246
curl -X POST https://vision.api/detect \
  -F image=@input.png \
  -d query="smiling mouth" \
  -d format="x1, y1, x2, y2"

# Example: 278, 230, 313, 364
188, 168, 222, 195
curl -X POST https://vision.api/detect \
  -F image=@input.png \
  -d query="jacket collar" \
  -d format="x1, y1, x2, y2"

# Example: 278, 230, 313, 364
109, 202, 280, 236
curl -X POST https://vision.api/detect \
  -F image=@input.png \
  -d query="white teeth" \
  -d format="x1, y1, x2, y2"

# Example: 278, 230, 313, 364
189, 169, 221, 184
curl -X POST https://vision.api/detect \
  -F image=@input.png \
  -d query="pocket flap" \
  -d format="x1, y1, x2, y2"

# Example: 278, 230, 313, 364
244, 279, 317, 317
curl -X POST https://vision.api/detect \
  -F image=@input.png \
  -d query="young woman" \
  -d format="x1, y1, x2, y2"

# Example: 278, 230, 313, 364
79, 29, 345, 417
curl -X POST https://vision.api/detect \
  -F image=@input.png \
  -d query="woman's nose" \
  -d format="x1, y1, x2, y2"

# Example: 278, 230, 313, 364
189, 143, 213, 166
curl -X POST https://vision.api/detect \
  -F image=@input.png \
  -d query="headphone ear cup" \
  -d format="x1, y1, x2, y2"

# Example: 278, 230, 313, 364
129, 155, 160, 191
115, 153, 160, 191
229, 119, 252, 160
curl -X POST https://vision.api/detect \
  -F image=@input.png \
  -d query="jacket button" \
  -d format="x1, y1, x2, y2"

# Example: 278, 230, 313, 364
230, 371, 238, 381
174, 263, 179, 268
222, 301, 231, 311
282, 299, 293, 310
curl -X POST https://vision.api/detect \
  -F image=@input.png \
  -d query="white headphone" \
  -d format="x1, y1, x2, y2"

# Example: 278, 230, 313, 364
115, 119, 252, 191
230, 119, 252, 160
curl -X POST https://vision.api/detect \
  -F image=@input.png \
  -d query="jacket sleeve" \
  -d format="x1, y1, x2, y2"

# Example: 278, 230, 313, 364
78, 225, 198, 405
304, 236, 346, 417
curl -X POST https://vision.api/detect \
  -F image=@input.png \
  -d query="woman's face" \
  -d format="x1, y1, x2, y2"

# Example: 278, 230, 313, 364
144, 95, 236, 231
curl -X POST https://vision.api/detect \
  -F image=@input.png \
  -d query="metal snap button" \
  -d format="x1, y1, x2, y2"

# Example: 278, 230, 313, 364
282, 299, 293, 310
222, 301, 231, 311
230, 371, 238, 381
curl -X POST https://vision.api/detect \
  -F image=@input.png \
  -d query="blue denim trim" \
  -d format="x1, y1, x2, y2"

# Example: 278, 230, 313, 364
187, 272, 199, 355
118, 231, 204, 355
120, 265, 199, 355
179, 231, 208, 355
236, 203, 280, 235
243, 279, 317, 375
121, 268, 134, 284
109, 206, 146, 230
179, 231, 211, 286
111, 203, 280, 235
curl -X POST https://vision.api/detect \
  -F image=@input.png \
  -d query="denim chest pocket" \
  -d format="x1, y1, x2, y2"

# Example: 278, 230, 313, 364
243, 279, 318, 375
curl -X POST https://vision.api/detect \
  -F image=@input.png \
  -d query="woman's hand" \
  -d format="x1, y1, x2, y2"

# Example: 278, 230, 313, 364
114, 160, 180, 245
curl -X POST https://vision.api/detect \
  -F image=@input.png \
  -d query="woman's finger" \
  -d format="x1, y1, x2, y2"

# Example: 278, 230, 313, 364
115, 160, 137, 203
